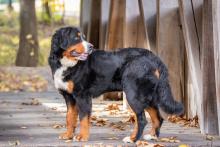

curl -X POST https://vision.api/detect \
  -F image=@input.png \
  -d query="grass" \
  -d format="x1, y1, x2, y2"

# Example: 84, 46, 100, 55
0, 10, 79, 66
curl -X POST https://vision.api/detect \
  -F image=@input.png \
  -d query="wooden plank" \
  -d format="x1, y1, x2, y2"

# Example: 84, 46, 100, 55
87, 0, 101, 48
212, 0, 220, 134
105, 0, 125, 49
99, 0, 110, 49
156, 0, 184, 102
103, 0, 125, 100
138, 0, 157, 52
80, 0, 92, 37
178, 0, 203, 132
124, 0, 149, 48
191, 0, 203, 50
201, 0, 219, 135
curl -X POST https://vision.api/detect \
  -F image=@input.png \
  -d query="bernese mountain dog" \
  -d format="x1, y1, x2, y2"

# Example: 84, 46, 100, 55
48, 26, 184, 143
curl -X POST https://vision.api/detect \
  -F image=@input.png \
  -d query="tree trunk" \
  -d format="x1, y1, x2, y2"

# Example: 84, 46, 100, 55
8, 0, 13, 11
44, 0, 51, 19
16, 0, 39, 67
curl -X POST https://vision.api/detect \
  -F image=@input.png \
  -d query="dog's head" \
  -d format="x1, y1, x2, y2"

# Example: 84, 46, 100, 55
50, 26, 93, 67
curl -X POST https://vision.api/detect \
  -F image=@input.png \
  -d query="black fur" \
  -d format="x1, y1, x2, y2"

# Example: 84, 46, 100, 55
48, 26, 184, 142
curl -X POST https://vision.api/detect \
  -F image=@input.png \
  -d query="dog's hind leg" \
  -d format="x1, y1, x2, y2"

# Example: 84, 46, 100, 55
122, 90, 147, 143
143, 107, 163, 140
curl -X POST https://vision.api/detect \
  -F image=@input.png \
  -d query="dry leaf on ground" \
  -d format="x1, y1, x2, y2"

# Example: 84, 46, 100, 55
52, 124, 64, 129
8, 140, 20, 146
21, 98, 41, 105
0, 70, 47, 92
159, 136, 180, 143
104, 103, 120, 111
109, 121, 126, 131
168, 115, 199, 128
136, 140, 165, 147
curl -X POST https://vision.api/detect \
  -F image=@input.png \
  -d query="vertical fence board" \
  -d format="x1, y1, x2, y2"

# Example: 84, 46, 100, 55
105, 0, 125, 49
212, 0, 220, 134
124, 0, 149, 48
99, 0, 110, 49
104, 0, 125, 100
179, 0, 203, 131
139, 0, 157, 52
201, 0, 219, 135
156, 0, 184, 102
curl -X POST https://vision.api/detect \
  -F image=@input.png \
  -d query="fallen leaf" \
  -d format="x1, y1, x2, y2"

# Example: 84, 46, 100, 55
206, 135, 215, 141
20, 126, 27, 129
52, 124, 64, 129
8, 140, 20, 146
104, 103, 120, 111
21, 99, 41, 105
178, 144, 190, 147
65, 139, 72, 143
159, 136, 180, 143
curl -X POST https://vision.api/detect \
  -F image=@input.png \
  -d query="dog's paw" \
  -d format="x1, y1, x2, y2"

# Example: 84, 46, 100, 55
122, 136, 134, 143
59, 132, 73, 140
73, 134, 88, 142
143, 134, 157, 140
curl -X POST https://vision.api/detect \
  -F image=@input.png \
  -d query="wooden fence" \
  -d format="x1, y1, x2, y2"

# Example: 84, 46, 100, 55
80, 0, 220, 135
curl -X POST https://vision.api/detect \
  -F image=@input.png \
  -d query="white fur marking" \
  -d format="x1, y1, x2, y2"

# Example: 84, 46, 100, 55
60, 56, 77, 67
123, 136, 134, 143
82, 41, 89, 53
143, 134, 157, 140
54, 57, 77, 91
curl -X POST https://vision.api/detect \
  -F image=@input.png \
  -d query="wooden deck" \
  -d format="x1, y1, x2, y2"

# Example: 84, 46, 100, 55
0, 91, 220, 147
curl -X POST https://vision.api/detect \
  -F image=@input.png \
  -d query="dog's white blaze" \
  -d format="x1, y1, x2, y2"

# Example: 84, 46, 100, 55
54, 57, 77, 91
82, 40, 89, 53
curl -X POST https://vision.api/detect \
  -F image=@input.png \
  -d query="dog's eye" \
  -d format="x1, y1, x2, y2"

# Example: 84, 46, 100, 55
70, 50, 80, 57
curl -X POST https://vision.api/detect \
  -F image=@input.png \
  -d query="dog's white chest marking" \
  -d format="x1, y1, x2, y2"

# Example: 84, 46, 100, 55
54, 66, 68, 91
54, 57, 78, 91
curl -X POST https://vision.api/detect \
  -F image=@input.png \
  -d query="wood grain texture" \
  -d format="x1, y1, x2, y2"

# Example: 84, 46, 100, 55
139, 0, 157, 52
156, 0, 184, 102
178, 0, 202, 124
99, 0, 110, 49
212, 0, 220, 135
201, 0, 219, 135
105, 0, 125, 49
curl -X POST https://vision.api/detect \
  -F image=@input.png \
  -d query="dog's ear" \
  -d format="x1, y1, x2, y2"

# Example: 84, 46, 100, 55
51, 31, 61, 53
59, 37, 68, 50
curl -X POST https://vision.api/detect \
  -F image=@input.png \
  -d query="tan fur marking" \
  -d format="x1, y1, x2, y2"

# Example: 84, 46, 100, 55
74, 115, 90, 141
67, 81, 74, 94
59, 103, 78, 140
154, 69, 160, 79
145, 107, 160, 136
62, 42, 85, 61
130, 114, 138, 141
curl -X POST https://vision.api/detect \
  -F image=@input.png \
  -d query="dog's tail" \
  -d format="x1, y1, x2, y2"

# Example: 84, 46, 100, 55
156, 65, 184, 115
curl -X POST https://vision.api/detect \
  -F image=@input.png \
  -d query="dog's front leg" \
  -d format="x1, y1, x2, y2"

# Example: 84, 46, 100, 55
59, 92, 78, 140
73, 97, 92, 142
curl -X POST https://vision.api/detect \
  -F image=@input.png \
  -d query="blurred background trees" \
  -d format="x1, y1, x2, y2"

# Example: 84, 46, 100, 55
0, 0, 80, 66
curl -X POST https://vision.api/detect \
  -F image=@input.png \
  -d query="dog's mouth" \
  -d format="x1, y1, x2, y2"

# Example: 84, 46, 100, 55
77, 53, 89, 61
